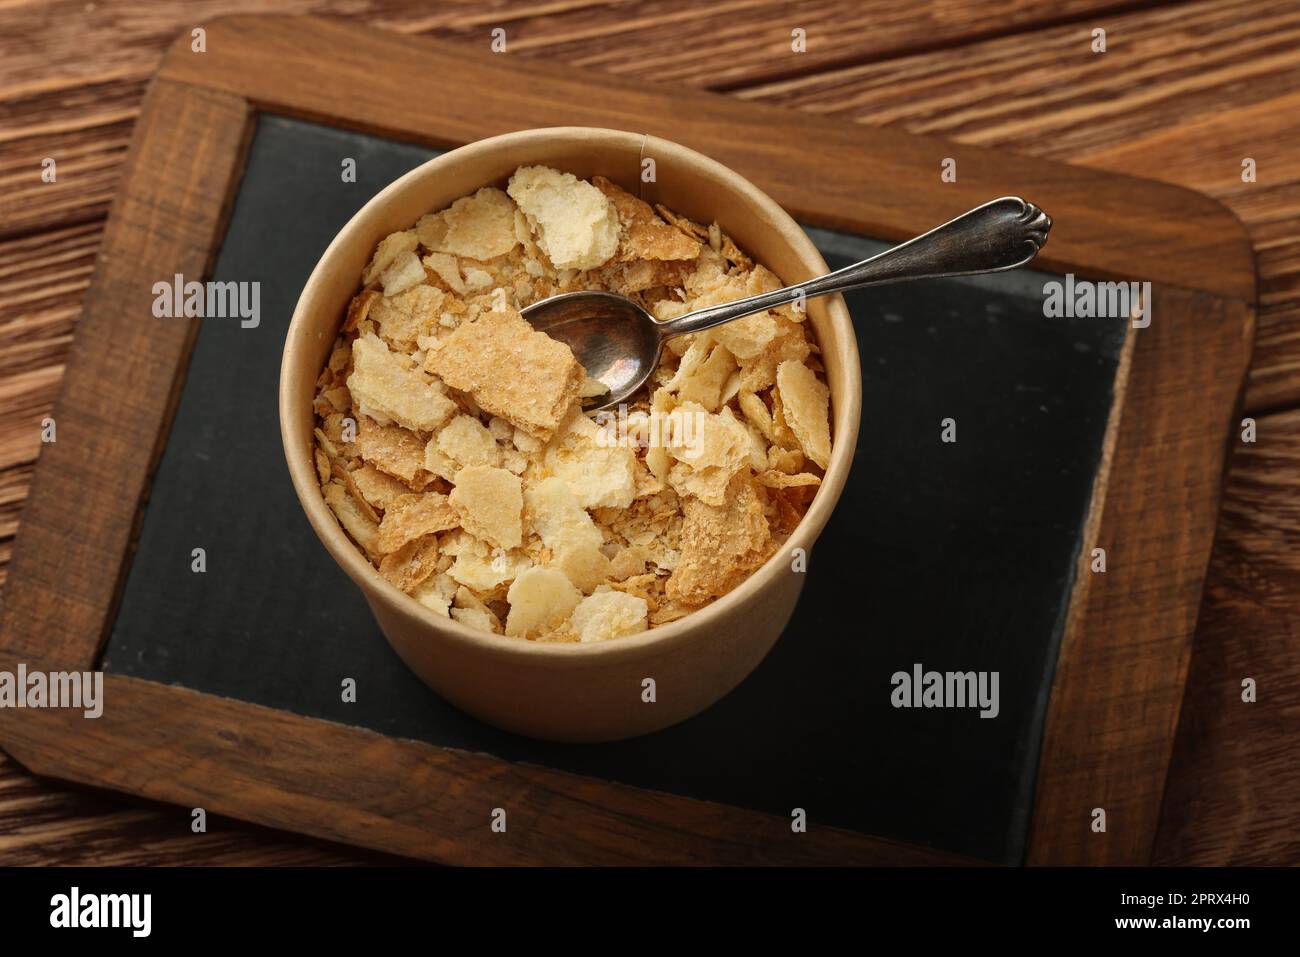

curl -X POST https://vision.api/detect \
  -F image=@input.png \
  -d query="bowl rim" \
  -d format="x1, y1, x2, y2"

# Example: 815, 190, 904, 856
280, 125, 861, 660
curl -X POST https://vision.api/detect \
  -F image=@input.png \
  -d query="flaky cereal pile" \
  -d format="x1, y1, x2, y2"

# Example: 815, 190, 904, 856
312, 166, 832, 642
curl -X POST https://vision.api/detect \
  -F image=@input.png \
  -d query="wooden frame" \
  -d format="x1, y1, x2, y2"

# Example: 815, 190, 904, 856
0, 16, 1255, 865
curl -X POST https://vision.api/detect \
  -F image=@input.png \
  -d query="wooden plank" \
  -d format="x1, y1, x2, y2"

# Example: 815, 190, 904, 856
1154, 407, 1300, 865
0, 0, 1169, 100
0, 753, 382, 865
1027, 287, 1254, 865
409, 0, 1181, 90
0, 225, 100, 587
739, 0, 1297, 411
0, 79, 253, 665
155, 15, 1254, 301
0, 670, 969, 865
0, 223, 95, 390
0, 0, 1162, 239
0, 76, 139, 238
0, 1, 1227, 250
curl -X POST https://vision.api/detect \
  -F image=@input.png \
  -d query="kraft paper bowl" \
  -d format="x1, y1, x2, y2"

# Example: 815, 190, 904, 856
281, 127, 861, 742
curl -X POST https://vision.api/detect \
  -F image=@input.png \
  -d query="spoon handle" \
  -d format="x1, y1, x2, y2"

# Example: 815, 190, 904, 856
659, 196, 1051, 340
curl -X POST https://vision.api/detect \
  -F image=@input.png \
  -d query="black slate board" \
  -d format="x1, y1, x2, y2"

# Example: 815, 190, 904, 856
102, 115, 1125, 864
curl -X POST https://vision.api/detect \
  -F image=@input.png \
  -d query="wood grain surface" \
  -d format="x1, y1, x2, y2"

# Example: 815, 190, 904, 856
741, 0, 1300, 413
1155, 407, 1300, 865
153, 16, 1254, 299
0, 0, 1295, 866
2, 667, 973, 865
1028, 287, 1252, 865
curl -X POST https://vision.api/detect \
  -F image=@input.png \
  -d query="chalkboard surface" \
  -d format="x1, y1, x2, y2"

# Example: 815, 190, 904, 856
103, 115, 1125, 864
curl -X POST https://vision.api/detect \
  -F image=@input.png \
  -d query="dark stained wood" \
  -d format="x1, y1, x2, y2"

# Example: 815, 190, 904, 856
0, 76, 139, 240
0, 752, 396, 865
0, 0, 1173, 240
739, 0, 1299, 413
155, 15, 1254, 303
0, 15, 1255, 866
0, 222, 102, 591
412, 0, 1180, 90
1154, 407, 1300, 865
0, 668, 970, 865
0, 79, 253, 667
1027, 288, 1255, 865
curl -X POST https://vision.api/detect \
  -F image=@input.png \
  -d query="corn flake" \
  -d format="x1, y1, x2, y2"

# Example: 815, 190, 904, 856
348, 331, 457, 433
370, 285, 447, 352
435, 187, 519, 261
436, 414, 502, 469
542, 409, 636, 509
379, 251, 427, 297
362, 230, 418, 285
571, 588, 649, 642
323, 480, 379, 556
355, 415, 428, 484
667, 474, 772, 604
508, 166, 619, 270
379, 534, 442, 593
776, 359, 831, 469
505, 567, 582, 637
449, 464, 523, 549
425, 308, 583, 440
376, 492, 459, 554
525, 477, 611, 592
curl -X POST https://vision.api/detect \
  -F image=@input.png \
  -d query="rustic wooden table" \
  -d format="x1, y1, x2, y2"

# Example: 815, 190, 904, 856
0, 0, 1295, 866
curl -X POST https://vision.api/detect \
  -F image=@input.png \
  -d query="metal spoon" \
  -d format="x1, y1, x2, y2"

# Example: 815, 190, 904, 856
522, 196, 1051, 411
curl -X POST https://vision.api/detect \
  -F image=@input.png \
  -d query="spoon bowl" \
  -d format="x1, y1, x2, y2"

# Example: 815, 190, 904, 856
521, 291, 663, 407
